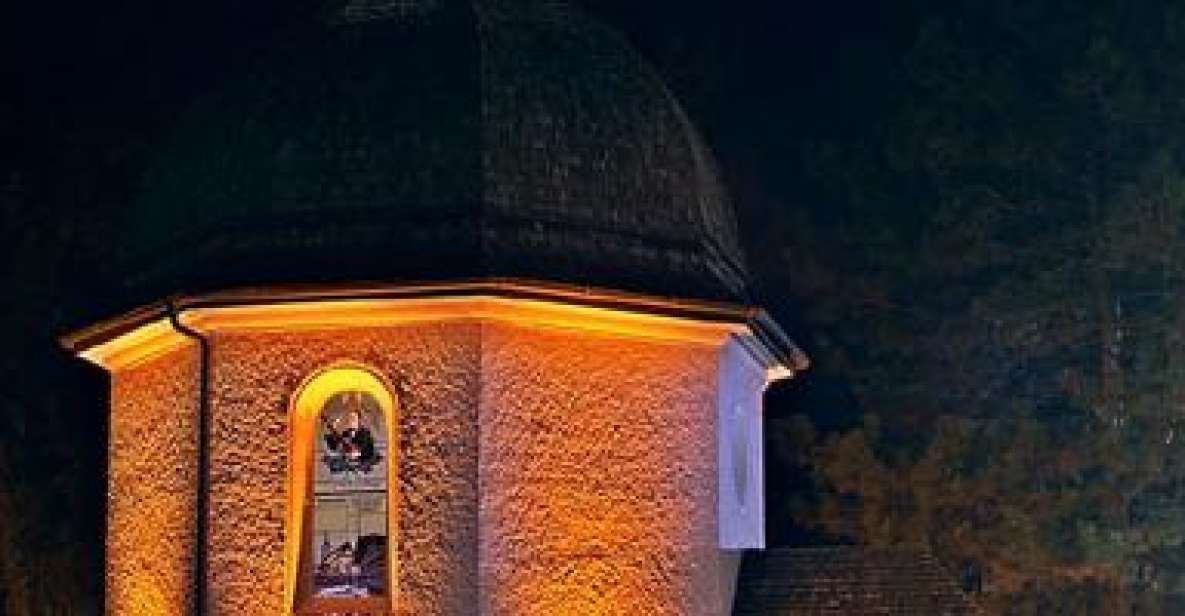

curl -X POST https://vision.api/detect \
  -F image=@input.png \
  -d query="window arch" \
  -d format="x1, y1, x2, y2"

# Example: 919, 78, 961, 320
286, 363, 397, 615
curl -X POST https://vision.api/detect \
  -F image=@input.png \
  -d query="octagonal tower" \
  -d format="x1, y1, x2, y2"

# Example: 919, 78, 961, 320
62, 1, 806, 614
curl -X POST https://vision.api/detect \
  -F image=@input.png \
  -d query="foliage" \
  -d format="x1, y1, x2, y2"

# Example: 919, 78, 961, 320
0, 122, 116, 616
760, 1, 1185, 612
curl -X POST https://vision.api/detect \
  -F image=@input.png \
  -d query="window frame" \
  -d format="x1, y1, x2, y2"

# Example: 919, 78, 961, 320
285, 362, 398, 615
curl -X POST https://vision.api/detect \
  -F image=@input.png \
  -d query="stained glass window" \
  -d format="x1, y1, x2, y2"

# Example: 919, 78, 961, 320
311, 390, 388, 599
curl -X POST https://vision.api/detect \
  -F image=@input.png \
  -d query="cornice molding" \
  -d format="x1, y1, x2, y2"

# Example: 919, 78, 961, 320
62, 279, 807, 378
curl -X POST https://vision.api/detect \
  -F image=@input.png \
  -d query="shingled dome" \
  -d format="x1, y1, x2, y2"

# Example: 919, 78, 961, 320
119, 0, 749, 307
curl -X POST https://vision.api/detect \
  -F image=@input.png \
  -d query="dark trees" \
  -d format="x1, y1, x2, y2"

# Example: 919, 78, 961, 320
756, 2, 1185, 612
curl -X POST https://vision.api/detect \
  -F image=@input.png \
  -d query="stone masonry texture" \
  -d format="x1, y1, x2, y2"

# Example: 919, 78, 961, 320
106, 317, 739, 614
108, 345, 199, 615
208, 322, 480, 615
478, 322, 732, 615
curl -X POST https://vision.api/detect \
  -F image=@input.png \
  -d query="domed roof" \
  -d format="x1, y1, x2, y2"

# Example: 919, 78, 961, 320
121, 0, 749, 306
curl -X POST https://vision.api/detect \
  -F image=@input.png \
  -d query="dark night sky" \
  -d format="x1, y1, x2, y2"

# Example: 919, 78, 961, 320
0, 0, 926, 609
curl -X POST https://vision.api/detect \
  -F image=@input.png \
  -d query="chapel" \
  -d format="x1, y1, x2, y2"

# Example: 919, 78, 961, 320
62, 1, 807, 614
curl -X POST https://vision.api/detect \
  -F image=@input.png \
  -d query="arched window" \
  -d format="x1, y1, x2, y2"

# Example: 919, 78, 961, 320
286, 364, 397, 615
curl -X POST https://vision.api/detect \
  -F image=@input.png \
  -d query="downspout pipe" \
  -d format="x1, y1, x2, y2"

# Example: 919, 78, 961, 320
166, 298, 209, 616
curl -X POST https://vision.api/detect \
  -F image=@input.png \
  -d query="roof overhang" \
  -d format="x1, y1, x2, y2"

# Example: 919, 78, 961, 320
61, 278, 809, 378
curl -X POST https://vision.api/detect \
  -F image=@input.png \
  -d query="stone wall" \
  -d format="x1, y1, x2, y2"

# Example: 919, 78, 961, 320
108, 344, 199, 615
478, 323, 729, 615
106, 317, 741, 615
207, 322, 480, 615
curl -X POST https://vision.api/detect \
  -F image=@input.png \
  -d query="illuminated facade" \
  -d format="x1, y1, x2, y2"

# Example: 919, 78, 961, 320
62, 2, 805, 614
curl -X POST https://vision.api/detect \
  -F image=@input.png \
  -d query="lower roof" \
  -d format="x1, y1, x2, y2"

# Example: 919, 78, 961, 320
733, 546, 983, 615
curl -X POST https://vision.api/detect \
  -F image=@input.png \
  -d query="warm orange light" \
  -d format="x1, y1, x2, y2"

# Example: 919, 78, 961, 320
184, 296, 745, 343
85, 282, 800, 614
76, 296, 756, 371
79, 319, 187, 370
105, 349, 198, 615
285, 363, 398, 615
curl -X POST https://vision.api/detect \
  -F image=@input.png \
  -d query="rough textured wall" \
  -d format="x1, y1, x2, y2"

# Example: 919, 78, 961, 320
478, 323, 728, 615
112, 318, 740, 614
207, 322, 480, 615
108, 345, 199, 615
